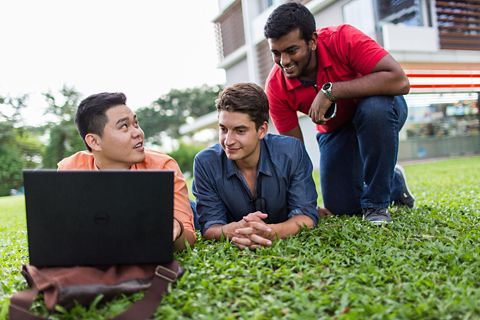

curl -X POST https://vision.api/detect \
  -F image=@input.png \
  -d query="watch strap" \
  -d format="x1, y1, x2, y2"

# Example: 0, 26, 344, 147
321, 82, 336, 102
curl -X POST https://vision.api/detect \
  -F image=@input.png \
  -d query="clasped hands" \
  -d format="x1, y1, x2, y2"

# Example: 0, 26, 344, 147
231, 211, 275, 250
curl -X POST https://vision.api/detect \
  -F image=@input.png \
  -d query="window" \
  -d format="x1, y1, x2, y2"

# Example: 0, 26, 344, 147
375, 0, 424, 26
404, 93, 479, 138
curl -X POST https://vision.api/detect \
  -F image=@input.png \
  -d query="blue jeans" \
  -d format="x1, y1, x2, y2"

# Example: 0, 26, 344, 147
316, 96, 408, 215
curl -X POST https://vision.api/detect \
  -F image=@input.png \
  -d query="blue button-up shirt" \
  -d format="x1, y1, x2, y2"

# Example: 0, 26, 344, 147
193, 134, 318, 235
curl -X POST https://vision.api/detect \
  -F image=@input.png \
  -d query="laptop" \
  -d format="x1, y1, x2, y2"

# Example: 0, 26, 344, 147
23, 170, 174, 267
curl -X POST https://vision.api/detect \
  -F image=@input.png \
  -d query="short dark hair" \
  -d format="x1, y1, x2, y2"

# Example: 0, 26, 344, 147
264, 2, 316, 41
75, 92, 127, 151
216, 83, 269, 129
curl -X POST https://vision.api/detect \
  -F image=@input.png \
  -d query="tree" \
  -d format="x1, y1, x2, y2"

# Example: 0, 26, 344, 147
168, 142, 206, 176
0, 121, 24, 195
0, 95, 43, 195
136, 84, 222, 144
42, 86, 85, 168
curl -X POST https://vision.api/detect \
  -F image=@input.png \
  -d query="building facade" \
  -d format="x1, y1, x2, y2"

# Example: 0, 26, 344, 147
183, 0, 480, 167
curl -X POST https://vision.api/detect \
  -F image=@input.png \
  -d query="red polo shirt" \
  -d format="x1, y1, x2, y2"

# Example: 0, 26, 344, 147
266, 24, 388, 133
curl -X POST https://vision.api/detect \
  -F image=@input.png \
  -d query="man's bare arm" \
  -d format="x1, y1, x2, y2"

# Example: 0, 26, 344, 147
280, 125, 304, 143
173, 218, 196, 251
203, 221, 247, 241
309, 54, 410, 124
236, 214, 315, 249
268, 215, 315, 239
331, 54, 410, 99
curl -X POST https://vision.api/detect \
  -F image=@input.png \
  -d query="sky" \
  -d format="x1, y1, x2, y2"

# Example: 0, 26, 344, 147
0, 0, 226, 125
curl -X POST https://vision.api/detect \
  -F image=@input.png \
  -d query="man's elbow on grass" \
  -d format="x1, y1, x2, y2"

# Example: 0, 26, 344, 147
173, 229, 196, 252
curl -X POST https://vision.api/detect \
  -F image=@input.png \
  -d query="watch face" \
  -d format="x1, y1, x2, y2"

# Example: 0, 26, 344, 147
322, 82, 332, 90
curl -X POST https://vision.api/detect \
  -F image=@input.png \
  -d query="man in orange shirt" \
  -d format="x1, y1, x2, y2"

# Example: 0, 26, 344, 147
58, 92, 196, 251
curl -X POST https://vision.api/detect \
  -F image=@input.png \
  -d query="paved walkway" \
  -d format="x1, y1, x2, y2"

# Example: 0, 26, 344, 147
399, 154, 479, 166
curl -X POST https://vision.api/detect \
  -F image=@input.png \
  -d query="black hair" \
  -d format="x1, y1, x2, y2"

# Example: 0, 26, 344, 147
75, 92, 127, 151
264, 2, 316, 41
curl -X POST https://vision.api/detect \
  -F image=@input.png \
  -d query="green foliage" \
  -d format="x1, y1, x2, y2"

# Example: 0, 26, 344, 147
43, 86, 79, 123
0, 145, 23, 196
42, 125, 84, 168
1, 157, 480, 319
14, 131, 44, 169
137, 84, 222, 143
0, 96, 43, 195
0, 94, 28, 125
168, 142, 206, 175
41, 86, 85, 168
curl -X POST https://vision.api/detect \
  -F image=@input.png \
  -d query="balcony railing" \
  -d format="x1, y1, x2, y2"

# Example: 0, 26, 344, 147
214, 0, 245, 60
436, 0, 480, 50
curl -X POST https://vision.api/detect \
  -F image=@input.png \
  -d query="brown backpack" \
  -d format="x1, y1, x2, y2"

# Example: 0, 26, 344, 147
9, 261, 183, 320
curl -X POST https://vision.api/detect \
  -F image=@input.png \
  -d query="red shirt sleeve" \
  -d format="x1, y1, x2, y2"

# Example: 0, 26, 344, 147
265, 72, 299, 133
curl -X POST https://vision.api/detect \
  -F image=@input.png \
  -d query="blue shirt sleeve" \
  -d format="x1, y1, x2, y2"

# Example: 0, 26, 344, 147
286, 140, 319, 225
192, 153, 228, 235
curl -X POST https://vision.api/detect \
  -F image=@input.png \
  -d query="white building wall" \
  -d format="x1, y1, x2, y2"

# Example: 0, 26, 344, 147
225, 59, 249, 86
311, 0, 347, 27
218, 0, 236, 12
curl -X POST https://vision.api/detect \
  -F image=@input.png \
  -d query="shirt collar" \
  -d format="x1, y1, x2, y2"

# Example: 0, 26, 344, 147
224, 139, 273, 178
257, 139, 272, 177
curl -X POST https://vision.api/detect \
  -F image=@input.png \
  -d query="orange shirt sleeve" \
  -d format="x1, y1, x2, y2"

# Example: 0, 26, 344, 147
160, 157, 196, 241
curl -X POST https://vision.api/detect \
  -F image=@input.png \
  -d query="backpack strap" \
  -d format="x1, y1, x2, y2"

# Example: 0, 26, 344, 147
113, 261, 183, 320
9, 288, 43, 320
9, 261, 184, 320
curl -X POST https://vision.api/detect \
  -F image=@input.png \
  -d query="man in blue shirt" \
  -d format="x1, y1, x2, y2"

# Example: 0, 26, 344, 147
193, 83, 320, 249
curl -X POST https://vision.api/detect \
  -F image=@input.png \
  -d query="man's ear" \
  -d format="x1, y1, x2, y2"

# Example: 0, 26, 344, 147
85, 133, 102, 151
309, 32, 317, 50
258, 121, 268, 140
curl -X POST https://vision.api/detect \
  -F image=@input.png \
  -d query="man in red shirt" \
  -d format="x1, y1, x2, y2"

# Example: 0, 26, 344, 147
264, 3, 415, 224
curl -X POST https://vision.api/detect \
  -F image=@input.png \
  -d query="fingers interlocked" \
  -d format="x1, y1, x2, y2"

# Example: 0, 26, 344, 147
231, 212, 275, 249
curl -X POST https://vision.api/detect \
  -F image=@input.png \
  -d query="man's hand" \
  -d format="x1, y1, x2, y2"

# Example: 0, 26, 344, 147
317, 206, 332, 217
231, 212, 276, 249
173, 218, 183, 241
308, 91, 333, 124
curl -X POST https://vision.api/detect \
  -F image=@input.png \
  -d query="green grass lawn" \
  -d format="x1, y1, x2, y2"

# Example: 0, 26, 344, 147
1, 156, 479, 319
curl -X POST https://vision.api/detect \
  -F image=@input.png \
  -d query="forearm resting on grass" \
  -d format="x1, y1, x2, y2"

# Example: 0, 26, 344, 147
204, 213, 314, 249
233, 214, 314, 249
266, 214, 315, 240
173, 218, 196, 251
203, 220, 248, 241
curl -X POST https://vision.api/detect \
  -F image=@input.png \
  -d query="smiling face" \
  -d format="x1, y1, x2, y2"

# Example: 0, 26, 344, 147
268, 28, 317, 80
85, 104, 145, 169
218, 111, 267, 167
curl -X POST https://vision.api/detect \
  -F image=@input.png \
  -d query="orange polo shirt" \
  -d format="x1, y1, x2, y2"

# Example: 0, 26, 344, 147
58, 149, 196, 240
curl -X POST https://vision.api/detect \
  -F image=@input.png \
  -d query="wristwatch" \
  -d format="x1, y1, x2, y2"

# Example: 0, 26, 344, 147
321, 82, 336, 102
